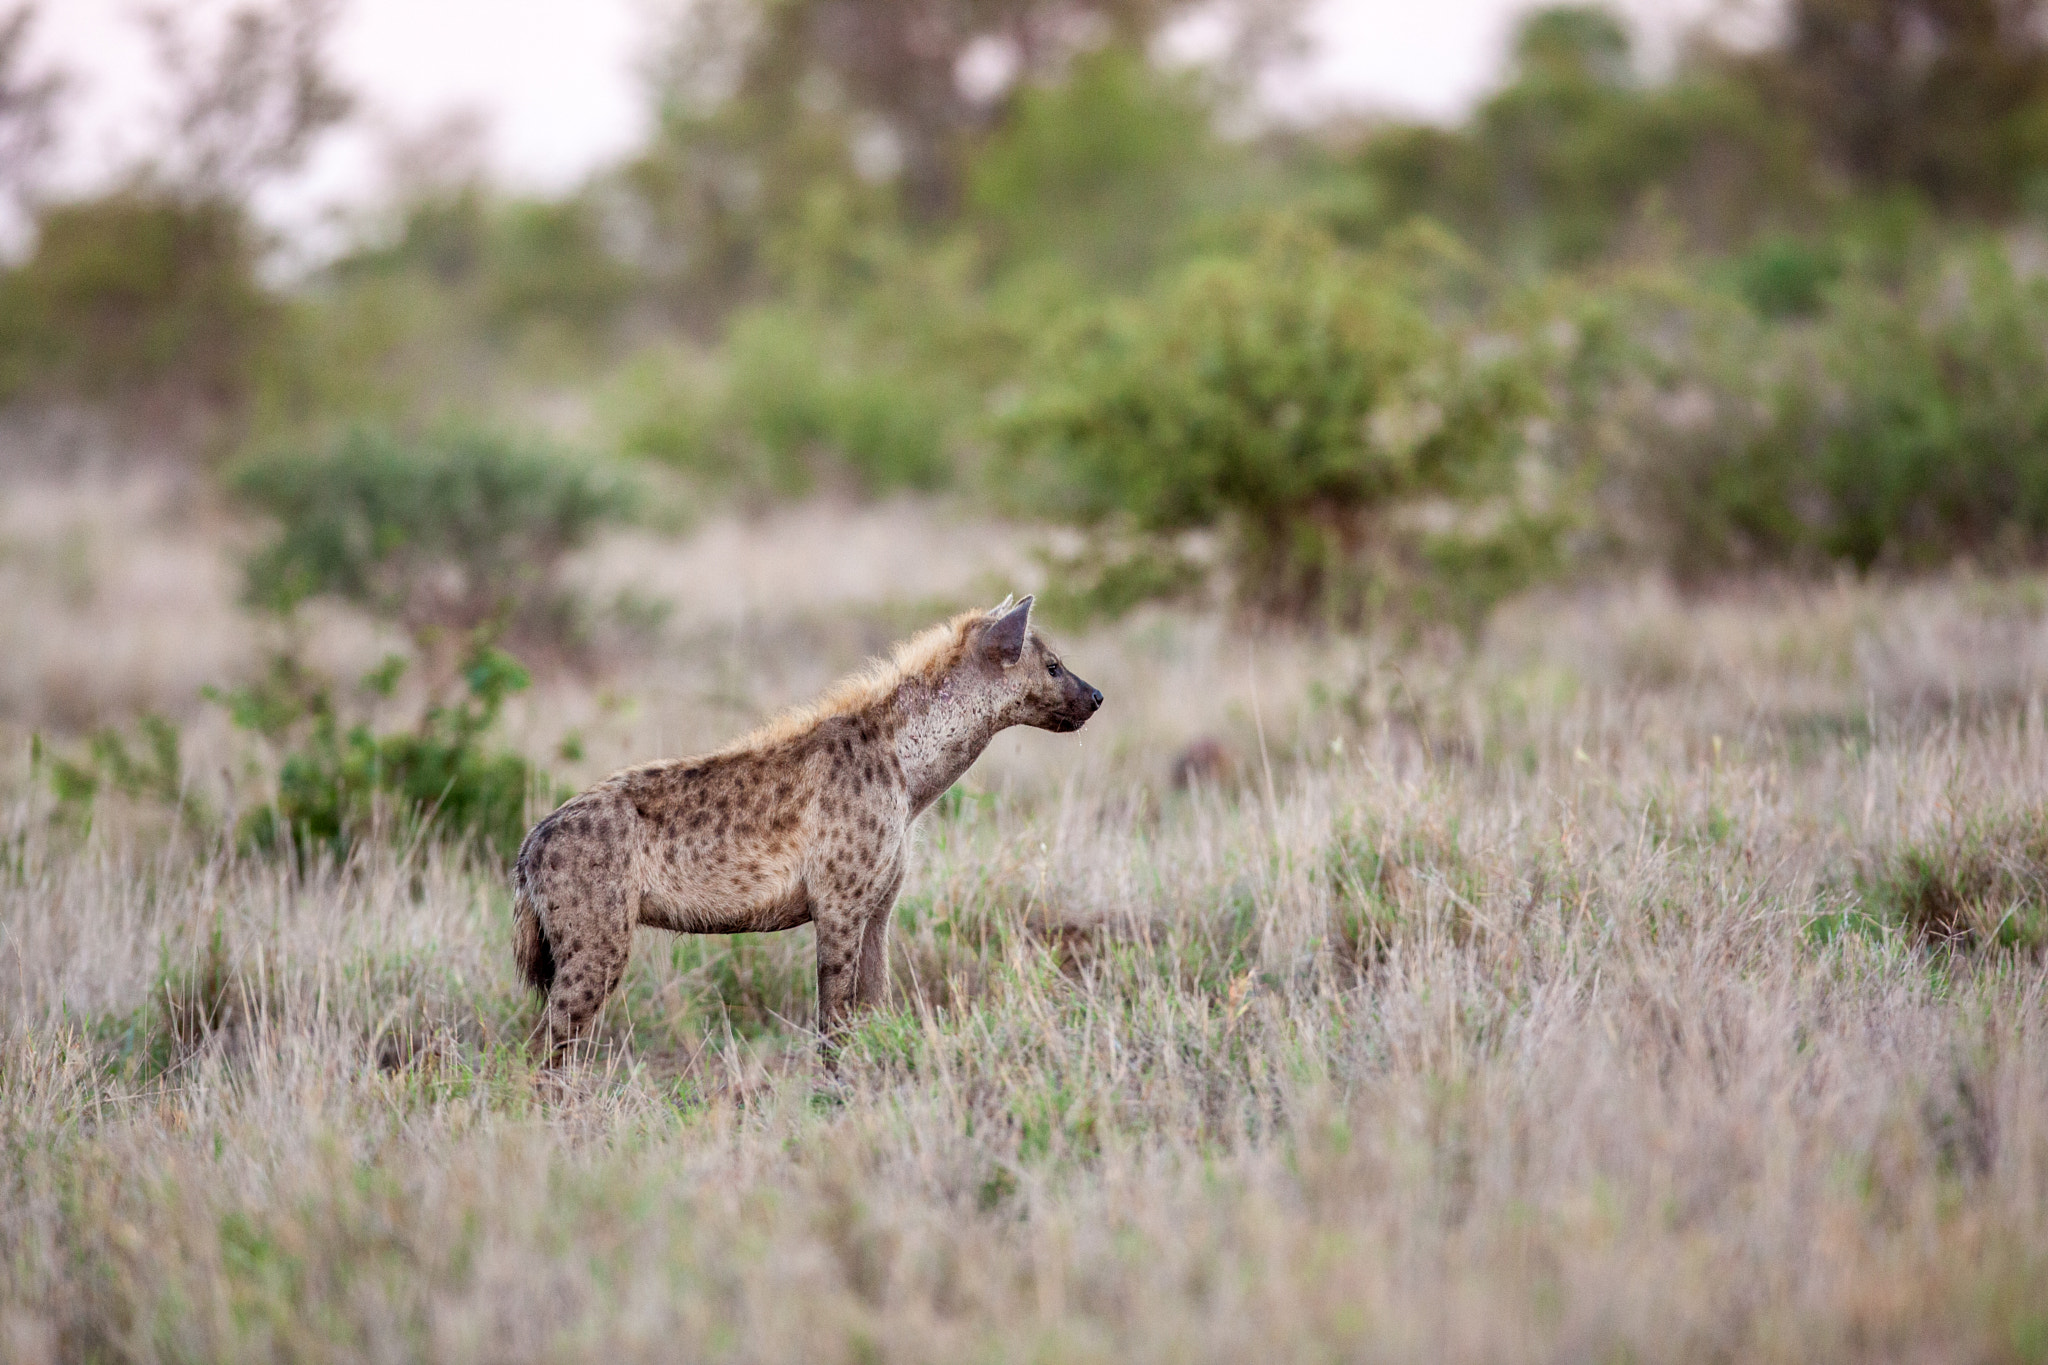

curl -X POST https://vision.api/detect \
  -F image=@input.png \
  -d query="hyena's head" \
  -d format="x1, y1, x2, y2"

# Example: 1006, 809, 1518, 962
969, 596, 1102, 733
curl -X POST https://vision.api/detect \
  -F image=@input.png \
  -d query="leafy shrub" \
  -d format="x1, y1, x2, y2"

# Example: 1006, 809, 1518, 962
619, 305, 951, 497
330, 187, 637, 340
997, 223, 1552, 626
968, 46, 1230, 285
482, 197, 638, 339
1353, 7, 1803, 266
31, 715, 208, 831
1515, 269, 1802, 579
218, 645, 557, 863
1731, 234, 1841, 318
1805, 250, 2048, 569
230, 425, 638, 649
1613, 244, 2048, 577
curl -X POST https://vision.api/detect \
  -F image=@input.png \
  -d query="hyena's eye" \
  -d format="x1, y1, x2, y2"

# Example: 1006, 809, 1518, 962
1047, 660, 1063, 678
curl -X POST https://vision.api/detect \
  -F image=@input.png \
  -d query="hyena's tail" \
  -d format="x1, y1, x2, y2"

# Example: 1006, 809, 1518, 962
511, 820, 557, 997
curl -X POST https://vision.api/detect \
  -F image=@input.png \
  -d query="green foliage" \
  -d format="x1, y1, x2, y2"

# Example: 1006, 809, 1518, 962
219, 646, 557, 863
618, 305, 951, 497
1352, 6, 1802, 266
1805, 250, 2048, 568
723, 307, 948, 494
243, 188, 648, 441
31, 715, 206, 829
1765, 0, 2048, 214
969, 46, 1231, 285
624, 0, 1241, 310
333, 188, 637, 341
1618, 244, 2048, 576
481, 198, 637, 338
999, 223, 1553, 625
1511, 268, 1803, 579
230, 425, 637, 644
1731, 234, 1842, 318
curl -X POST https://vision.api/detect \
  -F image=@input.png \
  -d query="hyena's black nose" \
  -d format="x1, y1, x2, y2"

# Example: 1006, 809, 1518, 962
1089, 687, 1104, 708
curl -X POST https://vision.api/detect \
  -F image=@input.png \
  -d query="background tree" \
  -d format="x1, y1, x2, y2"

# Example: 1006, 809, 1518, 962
0, 3, 65, 224
0, 0, 352, 435
1755, 0, 2048, 212
625, 0, 1303, 316
138, 0, 353, 204
1355, 5, 1801, 267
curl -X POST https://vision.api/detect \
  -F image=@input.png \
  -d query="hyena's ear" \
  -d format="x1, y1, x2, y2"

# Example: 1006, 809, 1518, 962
980, 594, 1033, 666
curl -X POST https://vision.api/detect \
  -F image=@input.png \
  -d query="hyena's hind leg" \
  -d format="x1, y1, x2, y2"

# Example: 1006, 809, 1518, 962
520, 819, 639, 1063
543, 910, 633, 1060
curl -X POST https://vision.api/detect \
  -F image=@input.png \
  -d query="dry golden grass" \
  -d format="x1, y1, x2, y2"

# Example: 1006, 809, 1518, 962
2, 471, 2047, 1362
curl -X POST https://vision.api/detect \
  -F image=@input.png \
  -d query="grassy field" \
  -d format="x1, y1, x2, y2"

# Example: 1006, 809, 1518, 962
3, 467, 2047, 1362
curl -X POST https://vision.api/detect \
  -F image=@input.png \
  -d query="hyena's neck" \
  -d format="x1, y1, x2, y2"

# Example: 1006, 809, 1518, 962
883, 673, 1006, 814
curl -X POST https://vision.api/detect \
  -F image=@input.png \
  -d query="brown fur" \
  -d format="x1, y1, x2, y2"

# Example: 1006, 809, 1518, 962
512, 596, 1101, 1057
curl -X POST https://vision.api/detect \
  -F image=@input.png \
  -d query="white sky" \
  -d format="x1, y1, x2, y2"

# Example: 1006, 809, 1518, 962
22, 0, 1734, 237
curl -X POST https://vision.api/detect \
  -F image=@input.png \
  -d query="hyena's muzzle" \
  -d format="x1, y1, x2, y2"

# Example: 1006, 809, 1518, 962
1050, 669, 1105, 732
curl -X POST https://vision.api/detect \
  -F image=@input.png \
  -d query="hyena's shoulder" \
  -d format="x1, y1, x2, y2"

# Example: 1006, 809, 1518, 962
808, 710, 900, 781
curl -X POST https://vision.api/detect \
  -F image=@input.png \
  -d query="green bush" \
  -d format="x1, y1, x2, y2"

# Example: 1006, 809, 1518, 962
1731, 234, 1841, 318
997, 223, 1552, 626
1610, 244, 2048, 577
1512, 269, 1804, 579
619, 305, 951, 497
332, 188, 637, 341
31, 715, 208, 832
218, 646, 556, 863
230, 425, 638, 647
1807, 250, 2048, 569
482, 197, 638, 340
1351, 6, 1804, 267
968, 46, 1231, 285
1031, 540, 1210, 629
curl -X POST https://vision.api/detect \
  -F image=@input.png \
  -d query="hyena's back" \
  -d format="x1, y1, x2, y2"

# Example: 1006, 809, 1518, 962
511, 718, 896, 1038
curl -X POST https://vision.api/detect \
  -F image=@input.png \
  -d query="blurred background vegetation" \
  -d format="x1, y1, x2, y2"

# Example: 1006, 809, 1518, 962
11, 0, 2048, 631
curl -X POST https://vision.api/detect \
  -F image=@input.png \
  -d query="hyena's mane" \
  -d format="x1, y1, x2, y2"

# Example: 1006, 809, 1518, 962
724, 607, 988, 752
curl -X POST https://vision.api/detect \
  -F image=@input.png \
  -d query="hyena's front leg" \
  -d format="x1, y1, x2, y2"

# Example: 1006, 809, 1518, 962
814, 862, 904, 1044
855, 866, 906, 1010
813, 896, 864, 1043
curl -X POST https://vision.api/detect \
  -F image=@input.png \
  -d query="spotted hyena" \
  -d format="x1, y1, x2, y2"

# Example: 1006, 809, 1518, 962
512, 595, 1101, 1057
